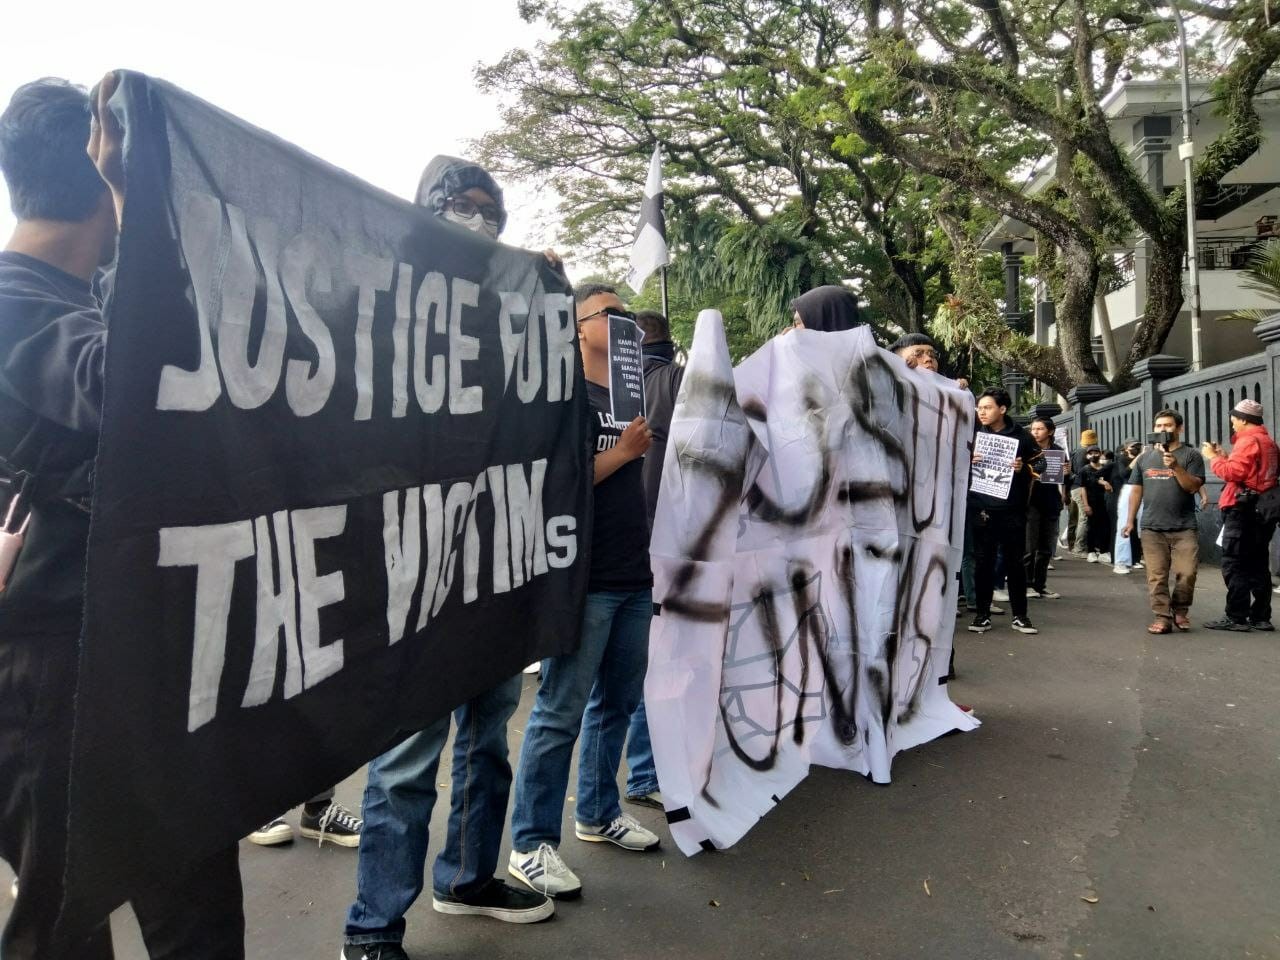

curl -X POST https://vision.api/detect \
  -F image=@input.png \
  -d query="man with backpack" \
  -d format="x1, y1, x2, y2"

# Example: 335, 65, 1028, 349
1202, 399, 1280, 632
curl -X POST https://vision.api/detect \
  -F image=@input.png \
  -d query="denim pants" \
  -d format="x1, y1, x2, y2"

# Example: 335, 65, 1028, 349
621, 700, 658, 798
344, 673, 522, 945
510, 589, 652, 850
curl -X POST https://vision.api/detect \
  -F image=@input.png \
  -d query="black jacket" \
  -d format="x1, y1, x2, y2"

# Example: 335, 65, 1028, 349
0, 252, 105, 638
641, 341, 685, 529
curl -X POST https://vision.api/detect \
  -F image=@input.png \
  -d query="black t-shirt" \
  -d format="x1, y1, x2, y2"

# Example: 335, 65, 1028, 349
587, 380, 653, 592
1028, 442, 1065, 514
0, 252, 105, 638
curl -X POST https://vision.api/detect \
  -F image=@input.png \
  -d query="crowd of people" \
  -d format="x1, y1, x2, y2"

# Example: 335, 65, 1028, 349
2, 73, 1278, 960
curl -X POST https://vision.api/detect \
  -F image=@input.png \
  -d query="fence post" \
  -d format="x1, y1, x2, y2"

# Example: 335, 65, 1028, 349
1131, 354, 1189, 431
1065, 384, 1111, 439
1252, 314, 1280, 429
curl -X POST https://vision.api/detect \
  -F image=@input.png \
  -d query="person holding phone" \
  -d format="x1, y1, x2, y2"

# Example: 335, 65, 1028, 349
1122, 410, 1205, 634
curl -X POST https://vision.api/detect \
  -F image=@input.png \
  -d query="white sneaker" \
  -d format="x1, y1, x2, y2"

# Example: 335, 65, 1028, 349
1087, 551, 1099, 563
248, 817, 293, 846
989, 603, 1005, 615
1032, 588, 1061, 599
509, 844, 582, 899
1133, 562, 1144, 570
1113, 564, 1131, 575
993, 589, 1010, 602
1100, 552, 1112, 564
574, 813, 660, 851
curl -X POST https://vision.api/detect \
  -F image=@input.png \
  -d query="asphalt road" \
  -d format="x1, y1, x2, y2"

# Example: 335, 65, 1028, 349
5, 553, 1279, 959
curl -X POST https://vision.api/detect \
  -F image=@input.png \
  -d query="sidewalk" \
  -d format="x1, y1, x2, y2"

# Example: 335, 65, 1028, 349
4, 551, 1277, 960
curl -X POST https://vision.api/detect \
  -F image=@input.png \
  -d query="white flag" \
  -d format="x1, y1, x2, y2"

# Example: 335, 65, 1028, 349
625, 145, 669, 292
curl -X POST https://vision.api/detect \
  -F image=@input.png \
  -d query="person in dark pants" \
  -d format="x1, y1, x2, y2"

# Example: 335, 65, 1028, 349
967, 388, 1040, 635
1079, 446, 1115, 562
340, 155, 554, 960
0, 75, 243, 959
613, 309, 685, 810
1202, 399, 1280, 631
1024, 416, 1067, 599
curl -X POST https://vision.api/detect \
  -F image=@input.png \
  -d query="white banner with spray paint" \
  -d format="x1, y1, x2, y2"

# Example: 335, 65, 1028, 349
647, 311, 978, 855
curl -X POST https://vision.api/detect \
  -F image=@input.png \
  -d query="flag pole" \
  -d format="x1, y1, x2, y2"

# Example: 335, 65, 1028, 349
660, 266, 670, 319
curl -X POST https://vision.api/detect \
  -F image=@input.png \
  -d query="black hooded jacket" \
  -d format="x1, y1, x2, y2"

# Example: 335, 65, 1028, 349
414, 155, 509, 235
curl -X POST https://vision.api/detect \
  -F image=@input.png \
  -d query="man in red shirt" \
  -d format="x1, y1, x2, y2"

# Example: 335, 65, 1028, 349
1202, 399, 1280, 631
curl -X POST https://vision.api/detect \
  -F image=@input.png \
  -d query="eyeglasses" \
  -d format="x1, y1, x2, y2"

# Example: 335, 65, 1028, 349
445, 195, 502, 227
578, 307, 636, 324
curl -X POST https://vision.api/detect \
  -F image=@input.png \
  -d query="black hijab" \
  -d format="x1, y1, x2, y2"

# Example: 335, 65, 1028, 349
790, 285, 861, 333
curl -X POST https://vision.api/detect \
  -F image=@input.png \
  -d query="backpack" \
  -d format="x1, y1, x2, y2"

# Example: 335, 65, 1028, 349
1257, 485, 1280, 525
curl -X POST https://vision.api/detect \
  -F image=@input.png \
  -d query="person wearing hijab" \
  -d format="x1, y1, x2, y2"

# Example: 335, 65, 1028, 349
790, 285, 862, 332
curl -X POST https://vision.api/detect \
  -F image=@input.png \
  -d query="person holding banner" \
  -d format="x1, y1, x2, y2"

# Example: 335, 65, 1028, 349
967, 388, 1040, 635
0, 76, 244, 960
508, 283, 660, 900
340, 156, 556, 960
1024, 417, 1067, 599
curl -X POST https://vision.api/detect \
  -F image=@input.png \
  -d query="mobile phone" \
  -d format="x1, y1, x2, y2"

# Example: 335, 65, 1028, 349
1147, 431, 1174, 447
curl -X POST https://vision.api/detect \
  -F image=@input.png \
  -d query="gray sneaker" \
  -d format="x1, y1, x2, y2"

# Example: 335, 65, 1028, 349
508, 843, 582, 899
575, 813, 660, 851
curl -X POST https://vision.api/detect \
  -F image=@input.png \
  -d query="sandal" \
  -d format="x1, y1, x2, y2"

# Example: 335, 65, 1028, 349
1147, 620, 1173, 635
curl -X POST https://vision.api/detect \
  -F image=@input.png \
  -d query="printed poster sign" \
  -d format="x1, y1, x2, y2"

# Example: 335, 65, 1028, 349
970, 432, 1020, 499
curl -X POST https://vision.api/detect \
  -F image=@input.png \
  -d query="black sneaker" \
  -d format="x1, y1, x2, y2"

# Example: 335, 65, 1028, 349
341, 943, 409, 960
1204, 618, 1252, 632
967, 616, 992, 633
1250, 620, 1275, 631
1010, 616, 1038, 635
300, 800, 362, 847
432, 878, 554, 924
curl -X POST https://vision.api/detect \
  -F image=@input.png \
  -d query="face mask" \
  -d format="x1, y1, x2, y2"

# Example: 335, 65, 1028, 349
443, 209, 500, 240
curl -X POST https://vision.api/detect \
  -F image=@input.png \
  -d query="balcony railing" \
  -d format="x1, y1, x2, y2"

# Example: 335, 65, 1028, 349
1198, 235, 1270, 271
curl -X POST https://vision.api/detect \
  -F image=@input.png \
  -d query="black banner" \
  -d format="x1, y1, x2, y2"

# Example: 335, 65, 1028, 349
60, 72, 590, 935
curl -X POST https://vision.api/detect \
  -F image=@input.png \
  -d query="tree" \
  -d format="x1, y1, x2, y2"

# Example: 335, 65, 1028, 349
479, 0, 1280, 395
475, 0, 953, 351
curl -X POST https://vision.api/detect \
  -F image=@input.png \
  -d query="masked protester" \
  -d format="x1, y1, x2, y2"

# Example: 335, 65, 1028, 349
1079, 446, 1114, 563
1201, 399, 1280, 631
1024, 417, 1067, 599
339, 156, 556, 960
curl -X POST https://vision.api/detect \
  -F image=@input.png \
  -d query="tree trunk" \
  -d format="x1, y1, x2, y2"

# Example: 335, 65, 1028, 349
1122, 240, 1185, 379
1045, 241, 1106, 389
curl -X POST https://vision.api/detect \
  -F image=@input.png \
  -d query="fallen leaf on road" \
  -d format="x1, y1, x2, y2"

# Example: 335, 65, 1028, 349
709, 899, 720, 908
802, 870, 811, 881
1081, 895, 1099, 904
823, 888, 844, 895
923, 880, 931, 897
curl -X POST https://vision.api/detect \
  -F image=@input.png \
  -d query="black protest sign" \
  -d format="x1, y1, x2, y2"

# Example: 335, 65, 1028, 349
60, 72, 591, 938
608, 314, 645, 423
1037, 449, 1065, 484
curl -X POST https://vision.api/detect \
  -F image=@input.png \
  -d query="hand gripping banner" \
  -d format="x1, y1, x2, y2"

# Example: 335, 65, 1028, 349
59, 72, 591, 935
647, 311, 978, 855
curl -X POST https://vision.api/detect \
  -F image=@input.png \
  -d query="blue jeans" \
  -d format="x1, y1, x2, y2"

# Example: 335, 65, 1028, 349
344, 673, 522, 945
510, 588, 652, 850
622, 700, 658, 797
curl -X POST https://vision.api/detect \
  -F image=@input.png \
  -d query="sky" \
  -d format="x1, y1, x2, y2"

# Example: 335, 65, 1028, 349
0, 0, 565, 255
